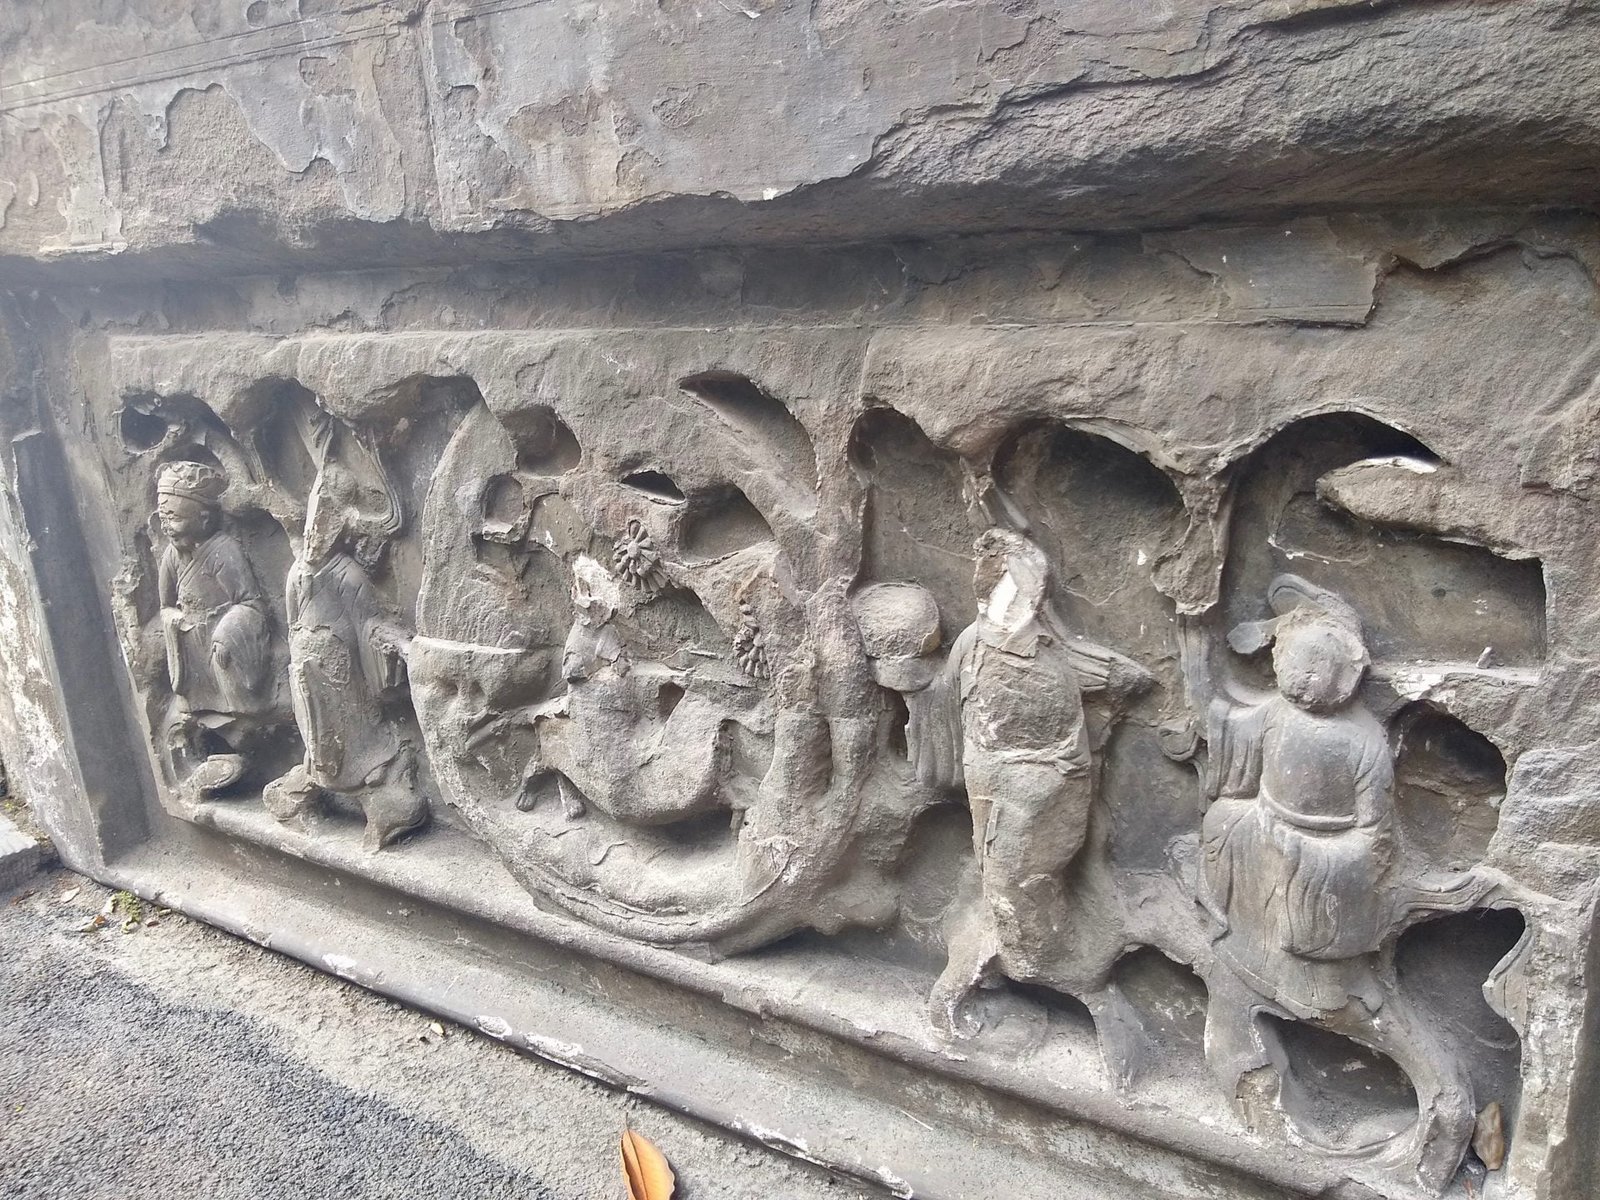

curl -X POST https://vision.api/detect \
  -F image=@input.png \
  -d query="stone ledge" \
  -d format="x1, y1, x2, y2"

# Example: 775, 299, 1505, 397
79, 822, 1327, 1200
0, 813, 48, 892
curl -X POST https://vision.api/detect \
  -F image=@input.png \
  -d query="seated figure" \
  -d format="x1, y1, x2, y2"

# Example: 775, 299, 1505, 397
155, 460, 275, 797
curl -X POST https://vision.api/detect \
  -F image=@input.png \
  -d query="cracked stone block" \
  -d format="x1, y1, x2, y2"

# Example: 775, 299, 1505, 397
0, 814, 45, 892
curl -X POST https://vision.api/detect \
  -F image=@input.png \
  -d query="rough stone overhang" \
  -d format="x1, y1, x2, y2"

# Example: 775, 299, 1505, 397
2, 0, 1599, 280
4, 5, 1600, 1199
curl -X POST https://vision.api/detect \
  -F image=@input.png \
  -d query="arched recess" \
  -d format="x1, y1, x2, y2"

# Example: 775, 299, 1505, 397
1395, 906, 1528, 1153
991, 421, 1194, 869
240, 378, 323, 516
504, 403, 582, 476
1219, 412, 1545, 667
848, 406, 974, 636
679, 371, 818, 490
1393, 702, 1506, 872
117, 391, 231, 457
993, 420, 1187, 660
679, 483, 774, 562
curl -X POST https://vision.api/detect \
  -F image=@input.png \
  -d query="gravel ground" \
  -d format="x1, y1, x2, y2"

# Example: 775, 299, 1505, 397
0, 866, 885, 1200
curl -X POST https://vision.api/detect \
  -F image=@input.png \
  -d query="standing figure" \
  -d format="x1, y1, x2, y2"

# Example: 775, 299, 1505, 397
1185, 575, 1477, 1195
900, 529, 1152, 1077
156, 460, 275, 797
263, 419, 428, 850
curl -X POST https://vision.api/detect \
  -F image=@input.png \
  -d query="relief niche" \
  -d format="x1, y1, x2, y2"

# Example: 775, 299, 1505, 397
407, 374, 920, 953
107, 360, 1556, 1200
114, 379, 455, 850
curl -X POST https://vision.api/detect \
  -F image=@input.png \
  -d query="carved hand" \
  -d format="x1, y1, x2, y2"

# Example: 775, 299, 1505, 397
1157, 716, 1201, 762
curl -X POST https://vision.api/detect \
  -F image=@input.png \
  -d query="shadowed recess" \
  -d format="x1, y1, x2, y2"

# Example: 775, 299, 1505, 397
993, 420, 1184, 680
505, 404, 582, 475
1393, 704, 1506, 872
1396, 907, 1526, 1141
680, 371, 818, 489
1262, 1016, 1419, 1151
621, 469, 686, 504
848, 406, 973, 635
679, 482, 773, 560
118, 391, 233, 457
1221, 412, 1545, 667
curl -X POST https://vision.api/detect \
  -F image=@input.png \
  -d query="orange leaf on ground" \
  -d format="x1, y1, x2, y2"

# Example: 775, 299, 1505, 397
621, 1128, 676, 1200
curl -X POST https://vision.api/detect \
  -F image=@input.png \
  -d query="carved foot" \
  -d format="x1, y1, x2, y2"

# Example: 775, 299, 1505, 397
263, 763, 320, 824
555, 776, 586, 820
929, 988, 982, 1040
183, 753, 246, 801
928, 968, 985, 1040
359, 778, 429, 852
514, 764, 585, 820
513, 759, 550, 812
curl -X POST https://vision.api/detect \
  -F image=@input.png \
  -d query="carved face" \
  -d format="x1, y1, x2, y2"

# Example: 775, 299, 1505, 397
156, 493, 216, 551
1272, 620, 1367, 713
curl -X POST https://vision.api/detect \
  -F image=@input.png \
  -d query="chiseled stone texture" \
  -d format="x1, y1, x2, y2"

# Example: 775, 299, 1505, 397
1, 1, 1598, 270
2, 6, 1600, 1200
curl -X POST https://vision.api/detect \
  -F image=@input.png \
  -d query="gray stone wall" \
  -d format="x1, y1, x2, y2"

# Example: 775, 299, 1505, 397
3, 4, 1599, 1198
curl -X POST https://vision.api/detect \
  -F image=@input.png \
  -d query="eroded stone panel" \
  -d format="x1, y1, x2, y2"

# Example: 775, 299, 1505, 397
0, 221, 1572, 1200
4, 10, 1600, 1199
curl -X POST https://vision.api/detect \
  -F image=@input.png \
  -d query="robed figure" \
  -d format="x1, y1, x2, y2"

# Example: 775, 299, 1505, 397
1177, 575, 1480, 1195
156, 460, 275, 793
263, 410, 427, 850
882, 529, 1154, 1081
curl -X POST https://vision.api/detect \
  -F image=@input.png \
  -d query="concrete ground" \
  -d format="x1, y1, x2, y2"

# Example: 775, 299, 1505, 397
0, 866, 887, 1200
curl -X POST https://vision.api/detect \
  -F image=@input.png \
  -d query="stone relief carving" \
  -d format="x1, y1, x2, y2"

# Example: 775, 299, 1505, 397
261, 407, 428, 850
120, 384, 441, 851
857, 528, 1157, 1082
407, 389, 912, 954
1168, 574, 1494, 1193
154, 460, 279, 800
105, 348, 1554, 1200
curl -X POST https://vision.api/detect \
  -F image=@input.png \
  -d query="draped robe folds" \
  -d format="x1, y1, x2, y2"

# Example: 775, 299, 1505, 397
159, 531, 273, 721
286, 552, 404, 792
1201, 694, 1396, 1017
907, 621, 1121, 792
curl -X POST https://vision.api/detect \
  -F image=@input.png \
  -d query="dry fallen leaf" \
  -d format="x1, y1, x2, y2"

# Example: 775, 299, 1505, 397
1473, 1100, 1506, 1171
621, 1129, 675, 1200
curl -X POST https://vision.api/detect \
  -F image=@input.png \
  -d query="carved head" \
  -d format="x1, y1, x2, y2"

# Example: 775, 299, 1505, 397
1271, 615, 1369, 713
304, 453, 401, 570
851, 581, 942, 693
156, 461, 226, 549
972, 528, 1050, 629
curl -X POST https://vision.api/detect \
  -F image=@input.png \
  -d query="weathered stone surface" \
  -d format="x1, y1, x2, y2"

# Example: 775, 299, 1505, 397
0, 812, 45, 891
4, 1, 1600, 275
3, 5, 1599, 1200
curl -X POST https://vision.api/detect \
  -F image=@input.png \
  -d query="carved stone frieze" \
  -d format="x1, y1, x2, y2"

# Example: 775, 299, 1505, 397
5, 208, 1600, 1200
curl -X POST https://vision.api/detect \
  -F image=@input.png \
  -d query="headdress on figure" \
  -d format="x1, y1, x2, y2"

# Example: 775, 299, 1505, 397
1230, 573, 1369, 712
157, 460, 227, 506
1227, 572, 1364, 655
